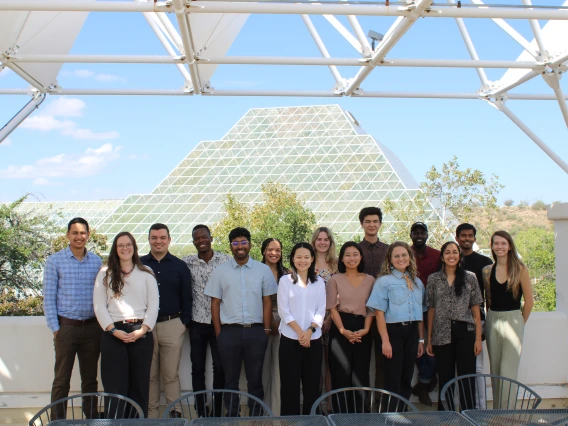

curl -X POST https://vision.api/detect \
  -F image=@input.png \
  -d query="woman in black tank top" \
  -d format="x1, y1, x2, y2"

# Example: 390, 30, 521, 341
482, 231, 533, 409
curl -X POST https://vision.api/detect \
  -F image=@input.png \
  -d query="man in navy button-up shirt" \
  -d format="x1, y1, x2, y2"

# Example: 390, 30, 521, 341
43, 218, 102, 418
205, 227, 277, 415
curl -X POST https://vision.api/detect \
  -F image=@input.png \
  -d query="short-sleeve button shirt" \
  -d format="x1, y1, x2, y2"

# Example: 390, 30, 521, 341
425, 270, 483, 346
204, 257, 278, 325
367, 270, 426, 323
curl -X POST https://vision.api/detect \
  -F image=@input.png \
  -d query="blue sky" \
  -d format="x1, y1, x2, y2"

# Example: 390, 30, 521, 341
1, 1, 567, 206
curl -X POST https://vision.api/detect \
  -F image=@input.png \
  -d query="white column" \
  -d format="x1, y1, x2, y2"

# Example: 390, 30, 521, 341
548, 203, 568, 314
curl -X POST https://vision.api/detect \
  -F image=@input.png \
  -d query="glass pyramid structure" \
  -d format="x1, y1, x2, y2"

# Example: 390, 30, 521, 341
93, 104, 442, 252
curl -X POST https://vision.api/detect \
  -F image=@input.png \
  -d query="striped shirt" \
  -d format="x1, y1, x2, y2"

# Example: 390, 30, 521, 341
43, 246, 102, 333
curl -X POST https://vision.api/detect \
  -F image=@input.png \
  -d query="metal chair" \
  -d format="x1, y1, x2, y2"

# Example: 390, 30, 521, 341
310, 387, 418, 415
162, 390, 273, 419
440, 373, 542, 411
29, 392, 144, 426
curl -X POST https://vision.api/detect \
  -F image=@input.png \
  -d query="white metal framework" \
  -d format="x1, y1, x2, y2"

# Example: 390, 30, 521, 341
0, 0, 567, 172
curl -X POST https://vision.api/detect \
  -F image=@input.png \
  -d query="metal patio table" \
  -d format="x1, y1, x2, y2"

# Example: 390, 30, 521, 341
48, 419, 188, 426
462, 409, 568, 426
189, 415, 330, 426
327, 412, 475, 425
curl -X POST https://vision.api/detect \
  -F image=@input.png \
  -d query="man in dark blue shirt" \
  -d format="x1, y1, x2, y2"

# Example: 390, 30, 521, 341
140, 223, 192, 418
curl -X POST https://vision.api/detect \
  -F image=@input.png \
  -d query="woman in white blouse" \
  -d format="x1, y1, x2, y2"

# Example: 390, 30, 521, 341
93, 232, 159, 417
278, 242, 326, 416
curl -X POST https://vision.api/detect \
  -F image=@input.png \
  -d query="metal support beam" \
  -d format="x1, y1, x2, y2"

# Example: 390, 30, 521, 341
2, 1, 568, 20
344, 0, 433, 96
489, 70, 541, 97
0, 92, 45, 142
142, 12, 192, 85
522, 0, 549, 60
491, 99, 568, 174
155, 12, 184, 53
173, 0, 202, 93
448, 0, 489, 89
5, 63, 48, 93
470, 0, 536, 58
347, 16, 372, 56
323, 15, 363, 55
542, 71, 568, 127
301, 15, 343, 86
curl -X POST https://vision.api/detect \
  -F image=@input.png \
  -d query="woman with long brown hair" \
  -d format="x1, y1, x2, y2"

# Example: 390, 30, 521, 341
93, 232, 159, 417
367, 241, 425, 409
482, 230, 533, 408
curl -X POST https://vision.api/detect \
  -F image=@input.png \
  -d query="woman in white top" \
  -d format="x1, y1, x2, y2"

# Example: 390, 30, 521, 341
278, 242, 326, 416
93, 232, 159, 417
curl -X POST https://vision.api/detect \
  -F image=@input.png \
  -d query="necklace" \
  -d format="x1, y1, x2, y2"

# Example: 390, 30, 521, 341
121, 265, 135, 275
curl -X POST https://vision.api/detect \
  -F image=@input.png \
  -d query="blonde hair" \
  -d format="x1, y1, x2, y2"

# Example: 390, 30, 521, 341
379, 241, 418, 289
491, 230, 525, 300
310, 227, 338, 273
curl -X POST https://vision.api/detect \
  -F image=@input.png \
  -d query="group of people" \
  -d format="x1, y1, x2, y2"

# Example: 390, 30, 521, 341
43, 206, 533, 418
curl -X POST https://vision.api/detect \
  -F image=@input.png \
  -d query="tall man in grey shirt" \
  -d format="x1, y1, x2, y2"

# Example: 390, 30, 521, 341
205, 227, 277, 416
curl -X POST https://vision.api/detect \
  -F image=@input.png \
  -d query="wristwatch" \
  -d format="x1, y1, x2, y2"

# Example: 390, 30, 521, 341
418, 338, 425, 343
309, 326, 317, 333
108, 327, 117, 335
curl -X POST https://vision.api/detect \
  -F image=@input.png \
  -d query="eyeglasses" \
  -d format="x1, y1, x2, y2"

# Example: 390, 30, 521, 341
231, 241, 249, 247
117, 243, 133, 250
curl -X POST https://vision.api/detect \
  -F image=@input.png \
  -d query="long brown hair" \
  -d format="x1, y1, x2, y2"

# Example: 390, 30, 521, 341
104, 231, 153, 298
380, 241, 418, 288
490, 230, 524, 300
310, 226, 338, 273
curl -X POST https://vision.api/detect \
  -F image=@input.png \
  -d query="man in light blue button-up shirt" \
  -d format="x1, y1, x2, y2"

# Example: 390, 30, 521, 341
205, 227, 277, 415
43, 218, 102, 418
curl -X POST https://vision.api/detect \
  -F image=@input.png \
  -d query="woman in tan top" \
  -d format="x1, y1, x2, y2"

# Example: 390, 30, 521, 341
326, 241, 375, 412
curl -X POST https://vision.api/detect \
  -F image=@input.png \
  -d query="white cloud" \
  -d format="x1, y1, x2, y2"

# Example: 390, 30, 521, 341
20, 97, 119, 140
0, 143, 122, 180
61, 69, 125, 82
127, 153, 150, 160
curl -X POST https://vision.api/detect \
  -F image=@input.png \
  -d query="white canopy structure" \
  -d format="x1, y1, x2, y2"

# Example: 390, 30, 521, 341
0, 0, 567, 172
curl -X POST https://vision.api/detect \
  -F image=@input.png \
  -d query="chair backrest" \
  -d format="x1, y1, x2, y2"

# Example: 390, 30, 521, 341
162, 389, 273, 419
309, 387, 418, 415
29, 392, 144, 426
440, 373, 542, 411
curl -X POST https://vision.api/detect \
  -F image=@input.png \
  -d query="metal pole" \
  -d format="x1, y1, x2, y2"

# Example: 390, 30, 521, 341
0, 92, 46, 142
493, 99, 568, 173
347, 15, 372, 55
542, 72, 568, 127
344, 0, 433, 96
142, 12, 192, 85
447, 0, 489, 89
155, 13, 185, 53
323, 15, 363, 54
173, 0, 202, 94
522, 0, 549, 60
490, 70, 541, 97
301, 15, 343, 85
5, 63, 47, 93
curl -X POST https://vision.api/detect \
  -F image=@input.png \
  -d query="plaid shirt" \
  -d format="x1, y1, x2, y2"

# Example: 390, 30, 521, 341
43, 246, 102, 332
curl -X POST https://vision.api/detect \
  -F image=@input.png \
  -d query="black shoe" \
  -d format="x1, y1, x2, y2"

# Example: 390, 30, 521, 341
169, 410, 183, 418
427, 376, 438, 393
413, 382, 433, 407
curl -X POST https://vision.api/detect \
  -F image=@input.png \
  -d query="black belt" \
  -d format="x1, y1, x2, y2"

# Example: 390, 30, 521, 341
114, 319, 143, 325
222, 323, 263, 328
157, 312, 181, 323
58, 316, 97, 327
389, 321, 419, 326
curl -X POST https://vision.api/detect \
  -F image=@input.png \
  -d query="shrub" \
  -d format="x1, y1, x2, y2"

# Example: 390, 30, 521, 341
531, 200, 547, 211
0, 291, 44, 316
504, 199, 514, 207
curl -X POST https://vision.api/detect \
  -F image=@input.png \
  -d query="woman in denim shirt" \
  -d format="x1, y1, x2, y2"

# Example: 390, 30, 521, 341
367, 241, 425, 408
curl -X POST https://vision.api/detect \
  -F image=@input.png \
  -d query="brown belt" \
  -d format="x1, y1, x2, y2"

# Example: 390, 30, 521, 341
157, 312, 181, 323
58, 316, 97, 327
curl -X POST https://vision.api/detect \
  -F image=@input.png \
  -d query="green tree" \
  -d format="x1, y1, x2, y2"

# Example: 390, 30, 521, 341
0, 195, 60, 295
383, 157, 503, 248
212, 183, 317, 264
52, 228, 108, 258
515, 227, 556, 312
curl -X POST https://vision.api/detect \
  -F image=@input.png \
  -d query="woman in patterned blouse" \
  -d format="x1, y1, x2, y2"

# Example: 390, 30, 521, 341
425, 241, 483, 411
310, 227, 338, 404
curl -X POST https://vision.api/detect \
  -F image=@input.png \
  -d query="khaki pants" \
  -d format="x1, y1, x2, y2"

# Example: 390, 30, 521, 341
148, 318, 187, 418
263, 312, 281, 415
486, 309, 525, 409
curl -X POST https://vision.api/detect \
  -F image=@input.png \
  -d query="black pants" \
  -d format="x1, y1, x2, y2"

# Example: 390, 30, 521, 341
433, 321, 477, 411
329, 312, 372, 412
100, 323, 154, 417
382, 322, 419, 411
279, 335, 323, 416
217, 324, 268, 416
189, 321, 225, 417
